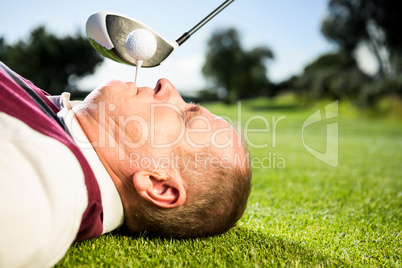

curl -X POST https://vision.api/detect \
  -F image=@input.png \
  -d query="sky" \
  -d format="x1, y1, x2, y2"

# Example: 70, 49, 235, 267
0, 0, 341, 93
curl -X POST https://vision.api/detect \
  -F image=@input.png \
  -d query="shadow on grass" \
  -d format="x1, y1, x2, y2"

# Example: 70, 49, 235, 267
57, 228, 349, 267
112, 227, 349, 266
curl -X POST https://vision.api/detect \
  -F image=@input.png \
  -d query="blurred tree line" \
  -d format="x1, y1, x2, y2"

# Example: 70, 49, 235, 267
201, 28, 274, 103
299, 0, 402, 107
201, 0, 402, 107
0, 26, 102, 96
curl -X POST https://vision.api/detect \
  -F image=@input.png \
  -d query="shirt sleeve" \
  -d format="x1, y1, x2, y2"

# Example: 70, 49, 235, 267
0, 112, 89, 268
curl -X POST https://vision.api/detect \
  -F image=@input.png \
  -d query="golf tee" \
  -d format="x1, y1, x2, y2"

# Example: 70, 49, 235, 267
134, 59, 143, 85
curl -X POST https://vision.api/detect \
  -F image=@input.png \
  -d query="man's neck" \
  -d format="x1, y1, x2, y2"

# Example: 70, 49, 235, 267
73, 104, 141, 227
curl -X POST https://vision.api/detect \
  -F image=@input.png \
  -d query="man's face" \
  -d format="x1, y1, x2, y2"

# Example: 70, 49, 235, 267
79, 78, 244, 172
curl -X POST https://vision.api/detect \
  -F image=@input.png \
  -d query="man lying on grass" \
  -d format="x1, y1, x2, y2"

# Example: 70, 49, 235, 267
0, 62, 252, 268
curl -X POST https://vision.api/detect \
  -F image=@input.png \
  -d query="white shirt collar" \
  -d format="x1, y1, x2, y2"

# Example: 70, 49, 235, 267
54, 93, 124, 234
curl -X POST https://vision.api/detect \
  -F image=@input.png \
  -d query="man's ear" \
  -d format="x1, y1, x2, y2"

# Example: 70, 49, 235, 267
132, 170, 186, 208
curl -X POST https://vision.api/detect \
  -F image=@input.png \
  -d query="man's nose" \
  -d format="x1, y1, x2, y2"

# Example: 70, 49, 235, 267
154, 78, 177, 101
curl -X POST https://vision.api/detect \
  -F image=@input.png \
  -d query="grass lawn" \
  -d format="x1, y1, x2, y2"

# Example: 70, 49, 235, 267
56, 96, 402, 267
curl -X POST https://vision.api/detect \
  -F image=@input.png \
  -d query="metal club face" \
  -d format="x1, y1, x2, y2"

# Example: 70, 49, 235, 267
86, 12, 178, 67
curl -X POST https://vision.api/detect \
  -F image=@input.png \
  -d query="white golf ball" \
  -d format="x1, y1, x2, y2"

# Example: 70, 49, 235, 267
125, 29, 157, 60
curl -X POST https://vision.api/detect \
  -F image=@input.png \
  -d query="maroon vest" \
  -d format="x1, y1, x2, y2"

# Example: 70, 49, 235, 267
0, 62, 103, 241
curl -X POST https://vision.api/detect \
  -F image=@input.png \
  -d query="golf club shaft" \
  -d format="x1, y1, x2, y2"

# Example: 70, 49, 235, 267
176, 0, 235, 45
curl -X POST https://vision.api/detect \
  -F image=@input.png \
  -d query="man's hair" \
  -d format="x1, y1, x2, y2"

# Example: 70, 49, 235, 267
127, 146, 252, 238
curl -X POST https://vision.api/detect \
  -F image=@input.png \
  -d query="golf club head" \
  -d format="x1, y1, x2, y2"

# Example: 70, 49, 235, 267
86, 11, 178, 67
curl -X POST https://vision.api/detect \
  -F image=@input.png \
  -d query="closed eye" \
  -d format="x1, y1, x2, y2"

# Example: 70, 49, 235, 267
182, 104, 201, 125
